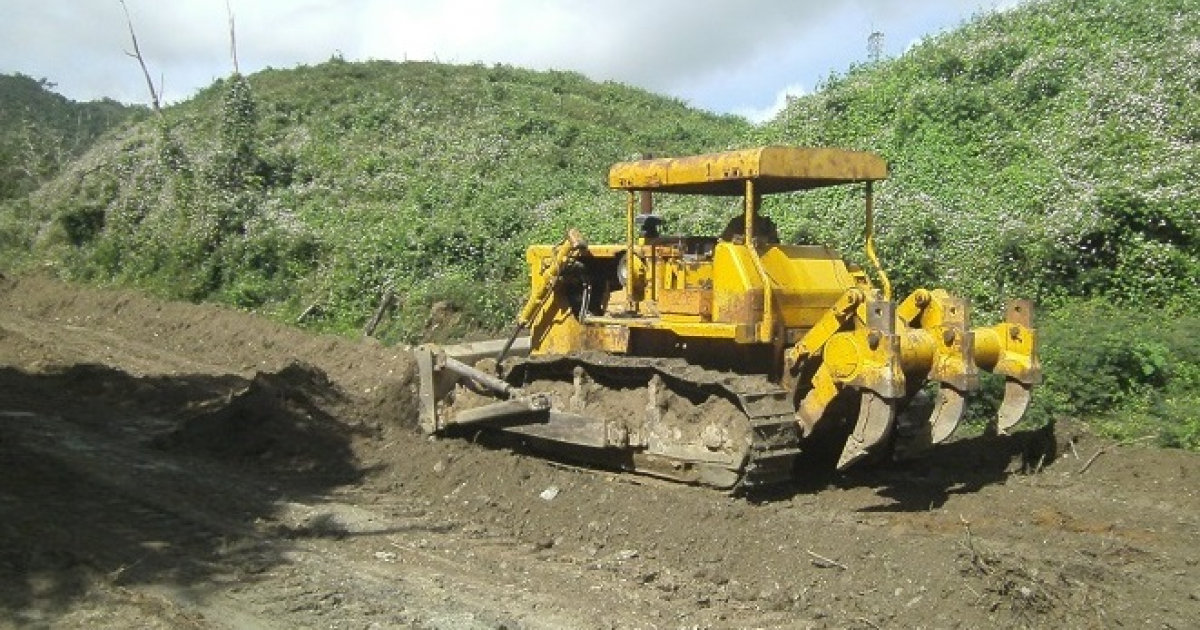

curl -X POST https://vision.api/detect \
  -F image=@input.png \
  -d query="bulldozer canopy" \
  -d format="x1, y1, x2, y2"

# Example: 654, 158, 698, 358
608, 146, 888, 195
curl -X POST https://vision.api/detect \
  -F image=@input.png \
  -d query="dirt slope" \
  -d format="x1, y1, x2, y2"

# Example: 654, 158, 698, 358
0, 273, 1196, 629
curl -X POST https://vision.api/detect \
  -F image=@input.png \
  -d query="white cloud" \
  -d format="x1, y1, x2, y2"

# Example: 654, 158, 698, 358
735, 84, 808, 124
0, 0, 1032, 114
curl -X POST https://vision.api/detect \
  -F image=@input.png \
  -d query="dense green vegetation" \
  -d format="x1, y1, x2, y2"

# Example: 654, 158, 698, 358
0, 61, 748, 341
756, 0, 1199, 312
0, 73, 145, 201
752, 0, 1199, 447
0, 0, 1195, 448
1036, 301, 1199, 449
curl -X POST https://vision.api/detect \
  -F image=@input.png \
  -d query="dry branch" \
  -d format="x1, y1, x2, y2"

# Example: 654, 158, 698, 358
227, 0, 240, 74
805, 548, 848, 570
119, 0, 161, 114
363, 286, 396, 337
958, 514, 993, 575
1076, 435, 1156, 475
295, 302, 320, 323
1076, 449, 1105, 475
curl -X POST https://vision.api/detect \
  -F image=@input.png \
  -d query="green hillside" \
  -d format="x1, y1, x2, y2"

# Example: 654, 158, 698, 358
1, 60, 748, 340
0, 73, 145, 200
755, 0, 1199, 313
0, 0, 1196, 447
753, 0, 1199, 447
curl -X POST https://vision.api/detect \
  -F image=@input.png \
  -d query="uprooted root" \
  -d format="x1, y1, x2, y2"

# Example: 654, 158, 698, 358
956, 516, 1060, 625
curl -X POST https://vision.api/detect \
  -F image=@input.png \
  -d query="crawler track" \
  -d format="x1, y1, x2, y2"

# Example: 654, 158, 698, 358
496, 353, 803, 490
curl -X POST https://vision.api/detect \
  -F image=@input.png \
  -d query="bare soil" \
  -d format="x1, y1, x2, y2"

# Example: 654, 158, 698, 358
0, 273, 1196, 629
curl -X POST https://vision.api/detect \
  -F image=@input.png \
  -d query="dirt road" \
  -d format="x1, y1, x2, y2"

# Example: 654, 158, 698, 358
1, 274, 1196, 629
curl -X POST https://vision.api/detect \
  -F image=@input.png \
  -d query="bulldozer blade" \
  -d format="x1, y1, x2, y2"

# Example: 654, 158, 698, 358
929, 384, 968, 444
997, 378, 1032, 434
448, 394, 552, 427
504, 410, 610, 448
415, 339, 532, 435
837, 391, 896, 471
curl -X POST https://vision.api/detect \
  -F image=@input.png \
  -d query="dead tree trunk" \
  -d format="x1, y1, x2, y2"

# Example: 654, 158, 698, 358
119, 0, 161, 115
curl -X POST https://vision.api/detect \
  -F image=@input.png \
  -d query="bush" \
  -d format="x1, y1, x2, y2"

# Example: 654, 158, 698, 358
1033, 300, 1200, 448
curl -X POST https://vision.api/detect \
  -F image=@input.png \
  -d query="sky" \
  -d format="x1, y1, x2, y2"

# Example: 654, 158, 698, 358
0, 0, 1024, 122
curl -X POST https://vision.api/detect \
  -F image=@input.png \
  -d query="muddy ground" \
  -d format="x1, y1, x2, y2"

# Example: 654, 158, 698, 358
0, 273, 1196, 629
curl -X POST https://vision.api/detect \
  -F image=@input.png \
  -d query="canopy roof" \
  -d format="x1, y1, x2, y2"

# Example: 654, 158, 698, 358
607, 146, 888, 196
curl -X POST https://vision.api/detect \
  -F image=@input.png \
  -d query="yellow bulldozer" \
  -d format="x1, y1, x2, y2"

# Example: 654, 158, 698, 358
416, 146, 1040, 490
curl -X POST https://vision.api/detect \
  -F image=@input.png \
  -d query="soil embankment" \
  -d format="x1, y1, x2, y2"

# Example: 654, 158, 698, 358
1, 274, 1196, 628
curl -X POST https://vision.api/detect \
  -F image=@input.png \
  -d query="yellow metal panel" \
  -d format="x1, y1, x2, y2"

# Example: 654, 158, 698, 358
760, 245, 862, 328
578, 316, 758, 343
608, 146, 888, 195
657, 288, 712, 317
710, 243, 763, 325
655, 321, 758, 342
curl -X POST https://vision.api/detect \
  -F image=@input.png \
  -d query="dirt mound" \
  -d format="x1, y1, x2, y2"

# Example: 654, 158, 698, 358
155, 362, 368, 479
0, 272, 420, 428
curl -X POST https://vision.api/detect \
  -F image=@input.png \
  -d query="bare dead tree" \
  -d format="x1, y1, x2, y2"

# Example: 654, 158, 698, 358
226, 0, 240, 75
119, 0, 162, 114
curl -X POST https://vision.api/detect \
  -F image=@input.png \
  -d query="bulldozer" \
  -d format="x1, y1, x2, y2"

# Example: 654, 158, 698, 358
416, 146, 1041, 490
